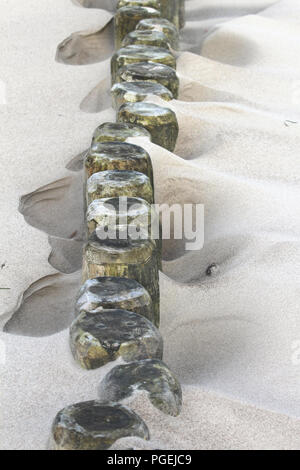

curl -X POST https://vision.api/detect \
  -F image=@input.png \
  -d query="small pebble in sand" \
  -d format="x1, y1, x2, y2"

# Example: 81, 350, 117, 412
206, 263, 220, 276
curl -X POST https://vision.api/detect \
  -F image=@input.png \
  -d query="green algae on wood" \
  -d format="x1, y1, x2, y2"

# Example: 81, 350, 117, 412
122, 30, 169, 49
118, 102, 179, 152
82, 231, 160, 325
116, 61, 179, 98
111, 80, 172, 110
111, 45, 176, 84
136, 18, 179, 49
117, 0, 161, 8
92, 122, 151, 148
86, 196, 158, 238
114, 6, 160, 49
86, 197, 162, 264
159, 0, 180, 29
86, 170, 154, 206
85, 142, 153, 183
179, 0, 185, 29
70, 309, 163, 369
99, 359, 182, 416
51, 401, 149, 450
75, 276, 154, 323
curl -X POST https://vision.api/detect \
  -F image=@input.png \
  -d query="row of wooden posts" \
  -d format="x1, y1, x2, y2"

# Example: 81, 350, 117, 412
50, 0, 185, 450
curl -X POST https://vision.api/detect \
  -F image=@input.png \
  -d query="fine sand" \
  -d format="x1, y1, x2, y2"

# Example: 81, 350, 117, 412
0, 0, 300, 450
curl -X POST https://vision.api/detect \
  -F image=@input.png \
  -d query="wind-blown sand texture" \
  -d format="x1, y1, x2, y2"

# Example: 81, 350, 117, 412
0, 0, 299, 450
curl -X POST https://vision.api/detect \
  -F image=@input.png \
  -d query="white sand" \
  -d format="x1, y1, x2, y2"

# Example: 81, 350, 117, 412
1, 0, 300, 450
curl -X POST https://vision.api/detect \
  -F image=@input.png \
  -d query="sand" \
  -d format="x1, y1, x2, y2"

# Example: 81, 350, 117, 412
0, 0, 300, 450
